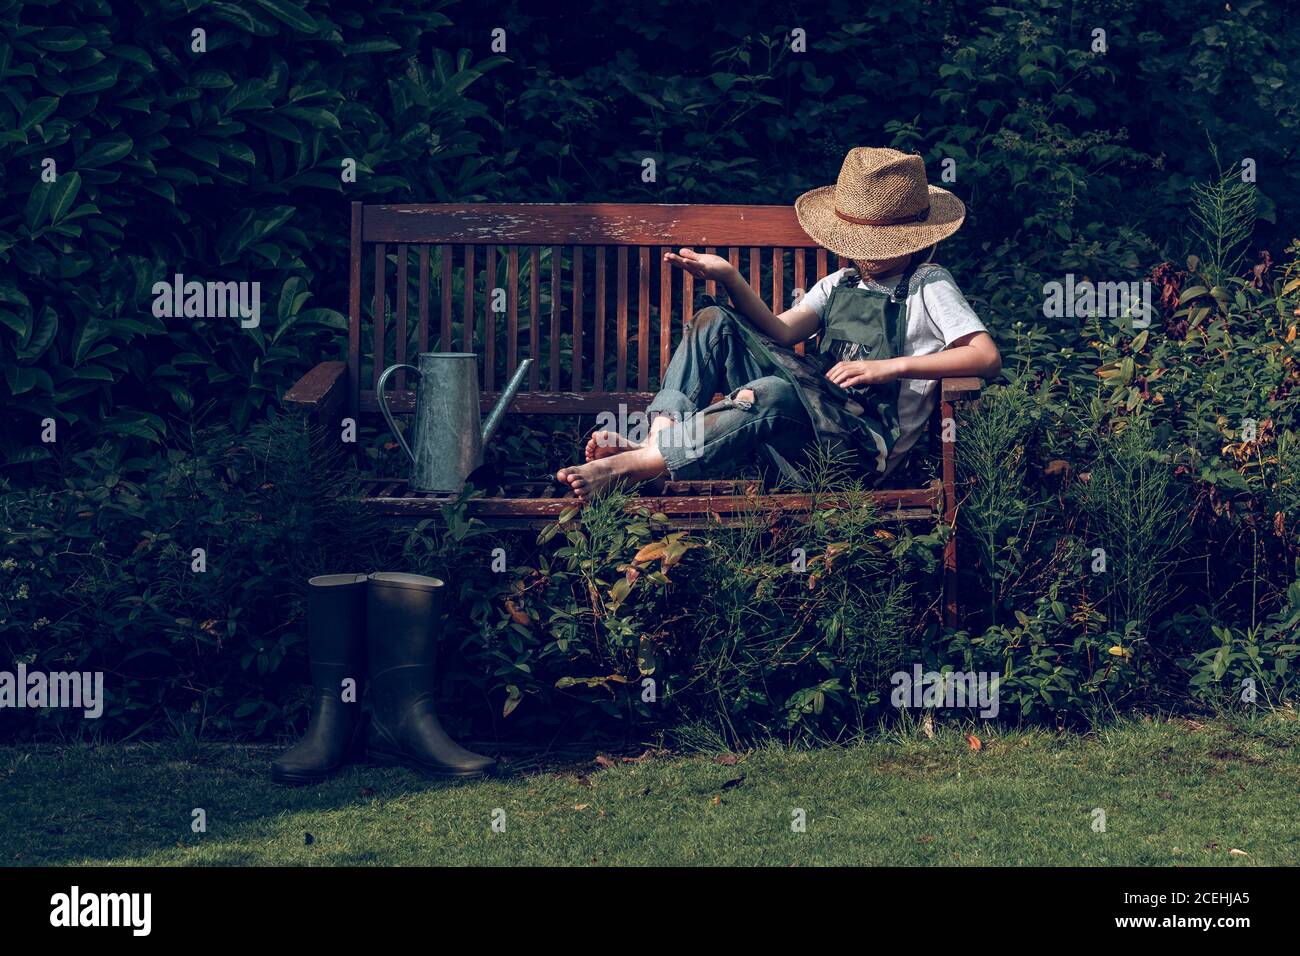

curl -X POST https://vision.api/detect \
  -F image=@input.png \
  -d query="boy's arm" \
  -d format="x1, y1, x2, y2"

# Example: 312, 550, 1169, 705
720, 270, 821, 346
895, 331, 1001, 379
825, 331, 1001, 388
664, 249, 819, 346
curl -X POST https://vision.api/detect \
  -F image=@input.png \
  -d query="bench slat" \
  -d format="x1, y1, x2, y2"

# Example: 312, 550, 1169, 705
507, 247, 519, 375
528, 247, 540, 390
682, 252, 694, 326
360, 389, 656, 416
616, 247, 628, 391
417, 245, 430, 354
659, 246, 671, 383
372, 242, 386, 389
772, 247, 783, 317
348, 203, 362, 419
549, 246, 561, 390
483, 245, 495, 391
361, 203, 820, 246
638, 247, 650, 391
357, 485, 941, 521
572, 247, 583, 391
439, 244, 452, 351
395, 243, 408, 390
793, 248, 806, 356
594, 247, 606, 390
462, 245, 474, 352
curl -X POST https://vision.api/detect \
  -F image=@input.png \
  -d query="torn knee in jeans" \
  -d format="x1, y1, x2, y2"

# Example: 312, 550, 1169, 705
723, 387, 755, 411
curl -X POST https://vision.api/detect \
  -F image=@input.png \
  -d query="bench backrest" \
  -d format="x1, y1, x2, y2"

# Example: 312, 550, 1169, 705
347, 201, 844, 418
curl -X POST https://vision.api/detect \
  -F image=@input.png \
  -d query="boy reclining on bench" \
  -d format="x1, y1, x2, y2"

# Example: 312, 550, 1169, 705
556, 147, 1001, 499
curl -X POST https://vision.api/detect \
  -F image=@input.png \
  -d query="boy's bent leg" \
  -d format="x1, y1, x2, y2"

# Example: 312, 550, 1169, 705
645, 306, 767, 425
655, 375, 814, 480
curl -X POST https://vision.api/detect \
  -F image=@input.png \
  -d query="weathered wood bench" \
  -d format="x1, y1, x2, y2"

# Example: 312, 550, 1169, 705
284, 202, 981, 624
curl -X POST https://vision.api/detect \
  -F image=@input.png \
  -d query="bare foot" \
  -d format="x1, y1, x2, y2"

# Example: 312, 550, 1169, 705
556, 459, 621, 500
556, 446, 670, 501
585, 430, 643, 462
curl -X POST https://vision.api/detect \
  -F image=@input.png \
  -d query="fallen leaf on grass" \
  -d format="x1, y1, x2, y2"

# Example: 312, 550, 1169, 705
710, 795, 722, 806
714, 753, 739, 766
1229, 848, 1249, 857
966, 734, 982, 751
573, 803, 590, 811
621, 749, 658, 764
594, 755, 616, 768
922, 714, 935, 739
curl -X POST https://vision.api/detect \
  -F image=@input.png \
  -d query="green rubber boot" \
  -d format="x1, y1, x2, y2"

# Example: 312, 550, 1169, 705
271, 573, 369, 785
365, 572, 496, 778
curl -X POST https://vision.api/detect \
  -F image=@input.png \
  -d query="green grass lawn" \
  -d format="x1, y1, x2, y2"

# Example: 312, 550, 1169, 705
3, 716, 1297, 866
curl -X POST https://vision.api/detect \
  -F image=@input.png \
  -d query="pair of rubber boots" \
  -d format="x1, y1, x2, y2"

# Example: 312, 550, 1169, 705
271, 572, 495, 785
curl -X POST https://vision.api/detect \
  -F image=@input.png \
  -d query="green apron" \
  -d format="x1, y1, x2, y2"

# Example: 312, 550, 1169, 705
721, 263, 914, 480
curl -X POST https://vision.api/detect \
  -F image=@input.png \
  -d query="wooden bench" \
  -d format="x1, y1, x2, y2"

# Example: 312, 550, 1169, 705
284, 202, 981, 624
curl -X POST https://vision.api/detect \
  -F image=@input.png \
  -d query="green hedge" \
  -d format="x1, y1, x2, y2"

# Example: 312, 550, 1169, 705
1, 0, 505, 454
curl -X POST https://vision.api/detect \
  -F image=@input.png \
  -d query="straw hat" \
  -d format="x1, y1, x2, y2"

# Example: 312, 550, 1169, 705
795, 147, 965, 260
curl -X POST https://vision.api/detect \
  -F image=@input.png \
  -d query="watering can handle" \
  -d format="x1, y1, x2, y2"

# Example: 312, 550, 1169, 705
375, 363, 419, 464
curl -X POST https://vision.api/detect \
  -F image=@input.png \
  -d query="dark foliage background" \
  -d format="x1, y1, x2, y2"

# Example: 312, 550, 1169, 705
2, 0, 1298, 744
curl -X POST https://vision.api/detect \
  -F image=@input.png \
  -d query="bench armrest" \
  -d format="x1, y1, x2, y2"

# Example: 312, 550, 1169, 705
940, 377, 983, 402
284, 360, 347, 424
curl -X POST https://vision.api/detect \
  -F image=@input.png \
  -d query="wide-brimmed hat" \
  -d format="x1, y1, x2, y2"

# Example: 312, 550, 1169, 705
795, 147, 965, 261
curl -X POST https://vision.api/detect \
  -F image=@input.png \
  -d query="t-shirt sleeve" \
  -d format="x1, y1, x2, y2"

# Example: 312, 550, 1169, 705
795, 269, 845, 321
920, 267, 988, 346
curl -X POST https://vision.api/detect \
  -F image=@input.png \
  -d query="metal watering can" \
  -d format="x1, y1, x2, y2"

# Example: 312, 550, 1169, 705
377, 355, 532, 493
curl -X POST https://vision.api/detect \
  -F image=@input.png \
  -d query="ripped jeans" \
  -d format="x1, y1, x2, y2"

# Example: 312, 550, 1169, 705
645, 306, 816, 481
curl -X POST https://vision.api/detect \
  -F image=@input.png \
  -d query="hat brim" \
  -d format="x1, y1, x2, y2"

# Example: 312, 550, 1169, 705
795, 184, 965, 261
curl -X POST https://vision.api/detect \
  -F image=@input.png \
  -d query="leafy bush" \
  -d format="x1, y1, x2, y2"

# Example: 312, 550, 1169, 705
1, 0, 504, 457
0, 413, 393, 739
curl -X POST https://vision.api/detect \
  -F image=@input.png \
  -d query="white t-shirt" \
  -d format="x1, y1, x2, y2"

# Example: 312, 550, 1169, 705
799, 264, 987, 474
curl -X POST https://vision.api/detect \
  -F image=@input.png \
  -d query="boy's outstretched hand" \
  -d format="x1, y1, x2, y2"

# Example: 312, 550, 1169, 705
663, 248, 735, 282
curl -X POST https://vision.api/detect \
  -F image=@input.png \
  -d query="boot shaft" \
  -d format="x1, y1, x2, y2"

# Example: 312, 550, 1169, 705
365, 572, 446, 674
306, 573, 369, 691
366, 572, 446, 731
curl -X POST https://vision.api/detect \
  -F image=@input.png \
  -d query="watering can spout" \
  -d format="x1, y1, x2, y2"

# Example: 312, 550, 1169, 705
481, 359, 532, 447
